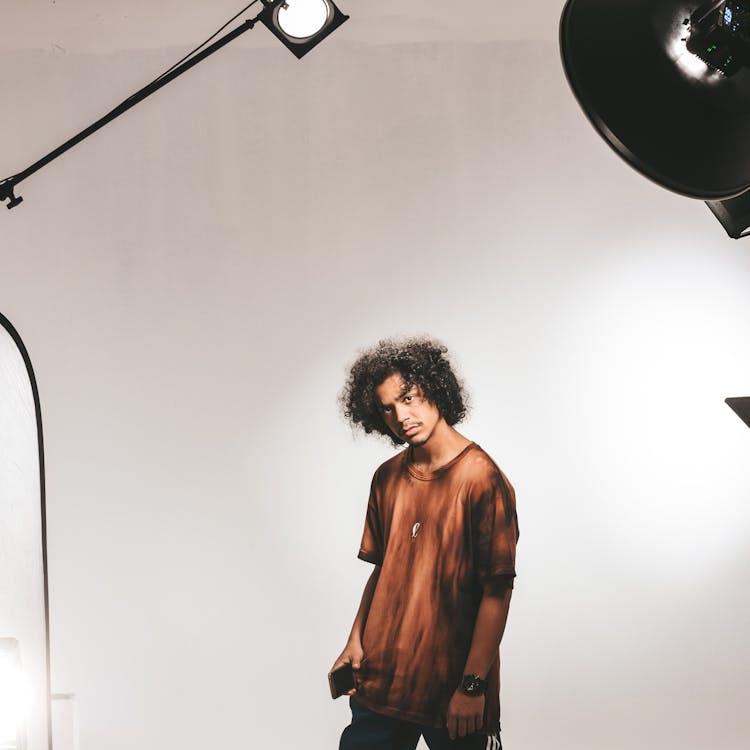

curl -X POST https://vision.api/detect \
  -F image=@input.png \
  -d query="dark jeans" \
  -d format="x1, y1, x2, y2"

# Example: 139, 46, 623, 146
339, 697, 502, 750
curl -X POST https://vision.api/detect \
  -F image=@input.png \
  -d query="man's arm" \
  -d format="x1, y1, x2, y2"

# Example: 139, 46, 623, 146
330, 565, 381, 694
446, 578, 513, 739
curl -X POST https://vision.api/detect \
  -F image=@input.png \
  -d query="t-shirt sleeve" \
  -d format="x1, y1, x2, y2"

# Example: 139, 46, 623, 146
357, 474, 384, 566
473, 469, 519, 587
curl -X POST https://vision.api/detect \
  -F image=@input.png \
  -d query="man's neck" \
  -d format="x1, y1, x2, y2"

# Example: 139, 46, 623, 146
409, 421, 472, 472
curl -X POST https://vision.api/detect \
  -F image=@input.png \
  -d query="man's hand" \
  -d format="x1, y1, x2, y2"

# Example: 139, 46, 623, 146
330, 640, 366, 696
446, 689, 485, 740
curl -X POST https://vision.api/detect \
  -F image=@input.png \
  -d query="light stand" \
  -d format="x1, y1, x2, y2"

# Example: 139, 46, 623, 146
0, 0, 348, 209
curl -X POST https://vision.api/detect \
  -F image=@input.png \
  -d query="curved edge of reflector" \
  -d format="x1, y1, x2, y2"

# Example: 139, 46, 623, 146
0, 312, 51, 750
559, 0, 750, 202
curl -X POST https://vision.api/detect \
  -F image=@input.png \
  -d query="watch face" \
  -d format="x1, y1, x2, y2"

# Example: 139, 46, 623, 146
461, 674, 486, 695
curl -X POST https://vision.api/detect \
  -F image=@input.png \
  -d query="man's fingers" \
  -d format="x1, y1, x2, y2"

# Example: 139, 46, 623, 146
458, 717, 468, 738
447, 717, 457, 741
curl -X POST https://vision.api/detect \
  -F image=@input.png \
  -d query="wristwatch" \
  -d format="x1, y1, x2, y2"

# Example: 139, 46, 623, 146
459, 673, 488, 696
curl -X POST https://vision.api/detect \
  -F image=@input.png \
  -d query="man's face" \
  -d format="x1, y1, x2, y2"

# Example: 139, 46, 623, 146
374, 373, 442, 446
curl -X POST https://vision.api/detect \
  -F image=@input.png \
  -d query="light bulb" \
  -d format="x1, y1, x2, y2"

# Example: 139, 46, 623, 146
277, 0, 331, 39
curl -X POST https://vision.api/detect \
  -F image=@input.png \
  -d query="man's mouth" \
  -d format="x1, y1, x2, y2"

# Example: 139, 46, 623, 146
402, 424, 421, 437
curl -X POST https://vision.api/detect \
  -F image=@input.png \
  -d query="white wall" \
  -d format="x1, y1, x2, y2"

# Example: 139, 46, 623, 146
1, 25, 750, 750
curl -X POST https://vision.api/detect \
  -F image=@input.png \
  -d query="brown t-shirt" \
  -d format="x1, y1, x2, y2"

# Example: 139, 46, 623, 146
355, 442, 518, 730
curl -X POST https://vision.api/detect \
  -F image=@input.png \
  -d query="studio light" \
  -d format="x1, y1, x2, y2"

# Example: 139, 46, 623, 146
726, 397, 750, 428
0, 312, 51, 750
260, 0, 349, 59
560, 0, 750, 238
0, 0, 349, 209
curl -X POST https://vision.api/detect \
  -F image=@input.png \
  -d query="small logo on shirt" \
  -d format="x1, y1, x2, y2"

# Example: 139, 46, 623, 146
411, 522, 421, 540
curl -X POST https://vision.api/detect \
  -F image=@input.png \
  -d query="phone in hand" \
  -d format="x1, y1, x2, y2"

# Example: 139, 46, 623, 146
328, 662, 355, 699
328, 658, 366, 699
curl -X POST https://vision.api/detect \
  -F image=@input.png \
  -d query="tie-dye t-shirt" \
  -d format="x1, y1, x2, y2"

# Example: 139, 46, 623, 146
355, 442, 518, 731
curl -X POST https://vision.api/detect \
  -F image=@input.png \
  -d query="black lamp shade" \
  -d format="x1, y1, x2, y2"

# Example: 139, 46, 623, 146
726, 396, 750, 428
706, 189, 750, 236
259, 0, 349, 59
560, 0, 750, 199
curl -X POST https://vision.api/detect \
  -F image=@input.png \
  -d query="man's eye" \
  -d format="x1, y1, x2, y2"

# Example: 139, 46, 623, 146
403, 395, 413, 403
382, 406, 392, 414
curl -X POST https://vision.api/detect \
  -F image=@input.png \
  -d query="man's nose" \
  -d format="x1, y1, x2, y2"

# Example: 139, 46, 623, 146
395, 404, 410, 424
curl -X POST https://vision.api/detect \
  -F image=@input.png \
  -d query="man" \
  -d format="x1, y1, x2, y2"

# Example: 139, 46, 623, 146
332, 336, 519, 750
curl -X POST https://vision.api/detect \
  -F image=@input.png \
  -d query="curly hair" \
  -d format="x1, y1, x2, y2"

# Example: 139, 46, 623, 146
340, 336, 469, 445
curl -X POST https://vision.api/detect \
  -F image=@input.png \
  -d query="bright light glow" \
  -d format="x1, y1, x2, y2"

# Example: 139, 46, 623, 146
0, 647, 30, 747
668, 35, 721, 82
277, 0, 331, 40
